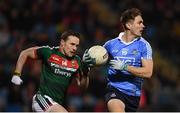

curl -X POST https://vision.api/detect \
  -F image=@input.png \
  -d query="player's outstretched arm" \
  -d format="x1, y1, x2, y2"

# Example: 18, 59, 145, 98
127, 59, 153, 78
82, 49, 95, 67
75, 49, 96, 90
11, 47, 40, 85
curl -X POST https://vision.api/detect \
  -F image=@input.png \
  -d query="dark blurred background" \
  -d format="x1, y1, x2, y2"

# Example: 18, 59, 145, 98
0, 0, 180, 112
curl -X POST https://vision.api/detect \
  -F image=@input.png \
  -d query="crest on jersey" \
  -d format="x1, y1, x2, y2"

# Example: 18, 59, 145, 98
71, 60, 75, 67
62, 60, 67, 66
132, 49, 138, 56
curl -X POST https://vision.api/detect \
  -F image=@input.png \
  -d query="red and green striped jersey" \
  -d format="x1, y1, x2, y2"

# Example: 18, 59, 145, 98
35, 46, 82, 104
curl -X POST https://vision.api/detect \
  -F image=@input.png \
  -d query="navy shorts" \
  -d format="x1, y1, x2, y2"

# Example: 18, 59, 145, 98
105, 86, 140, 112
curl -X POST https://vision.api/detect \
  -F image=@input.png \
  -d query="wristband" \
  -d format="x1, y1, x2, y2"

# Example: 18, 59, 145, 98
14, 71, 21, 76
123, 64, 128, 71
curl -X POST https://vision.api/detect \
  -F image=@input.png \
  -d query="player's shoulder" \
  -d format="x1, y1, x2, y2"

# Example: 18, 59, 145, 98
104, 37, 119, 46
39, 45, 59, 50
73, 55, 82, 66
74, 55, 81, 61
37, 46, 60, 55
139, 37, 152, 48
104, 32, 125, 46
139, 37, 147, 42
139, 37, 151, 44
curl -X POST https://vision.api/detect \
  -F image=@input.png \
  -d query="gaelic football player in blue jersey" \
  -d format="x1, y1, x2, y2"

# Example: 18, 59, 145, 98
103, 8, 153, 112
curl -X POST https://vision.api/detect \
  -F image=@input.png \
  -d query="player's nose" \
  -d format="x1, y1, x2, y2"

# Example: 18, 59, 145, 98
72, 46, 77, 52
142, 24, 145, 28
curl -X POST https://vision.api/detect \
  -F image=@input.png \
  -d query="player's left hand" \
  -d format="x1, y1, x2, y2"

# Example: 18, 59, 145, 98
109, 60, 128, 71
82, 49, 95, 67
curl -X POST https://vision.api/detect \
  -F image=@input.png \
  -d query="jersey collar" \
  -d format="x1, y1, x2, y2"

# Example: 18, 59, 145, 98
118, 32, 140, 45
56, 49, 75, 60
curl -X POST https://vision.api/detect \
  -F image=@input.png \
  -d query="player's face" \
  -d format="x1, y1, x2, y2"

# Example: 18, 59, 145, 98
62, 36, 80, 57
130, 15, 145, 37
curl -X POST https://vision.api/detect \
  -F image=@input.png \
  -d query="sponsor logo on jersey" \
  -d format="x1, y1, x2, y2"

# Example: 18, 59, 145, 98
114, 56, 135, 65
54, 68, 72, 77
50, 62, 77, 72
112, 49, 118, 53
48, 54, 79, 68
52, 56, 60, 62
48, 54, 79, 77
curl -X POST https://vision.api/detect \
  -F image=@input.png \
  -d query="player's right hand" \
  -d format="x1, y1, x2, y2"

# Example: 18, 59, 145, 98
82, 49, 95, 67
109, 60, 128, 71
11, 75, 23, 85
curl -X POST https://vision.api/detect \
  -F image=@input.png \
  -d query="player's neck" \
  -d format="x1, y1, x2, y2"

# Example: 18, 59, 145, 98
59, 46, 65, 55
122, 31, 136, 42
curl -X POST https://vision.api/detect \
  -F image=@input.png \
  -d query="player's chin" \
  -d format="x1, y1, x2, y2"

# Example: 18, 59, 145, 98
69, 52, 76, 57
139, 30, 143, 36
136, 33, 142, 37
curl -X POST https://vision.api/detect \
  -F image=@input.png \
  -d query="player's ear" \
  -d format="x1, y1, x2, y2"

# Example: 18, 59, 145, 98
125, 22, 131, 30
60, 39, 65, 46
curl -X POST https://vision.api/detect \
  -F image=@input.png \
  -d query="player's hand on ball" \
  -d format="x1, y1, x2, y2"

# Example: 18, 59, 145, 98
109, 60, 128, 71
82, 49, 95, 67
11, 75, 23, 85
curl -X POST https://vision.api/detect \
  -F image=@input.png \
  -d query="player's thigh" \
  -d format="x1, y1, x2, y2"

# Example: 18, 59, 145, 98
107, 98, 125, 112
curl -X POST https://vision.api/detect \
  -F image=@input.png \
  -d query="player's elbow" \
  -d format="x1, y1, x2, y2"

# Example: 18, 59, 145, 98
145, 74, 152, 79
20, 50, 28, 59
145, 70, 153, 78
21, 47, 39, 59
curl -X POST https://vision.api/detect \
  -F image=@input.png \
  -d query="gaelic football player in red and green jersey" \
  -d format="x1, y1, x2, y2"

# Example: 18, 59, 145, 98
11, 30, 94, 112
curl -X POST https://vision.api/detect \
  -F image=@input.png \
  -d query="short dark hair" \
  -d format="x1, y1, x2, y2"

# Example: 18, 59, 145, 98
61, 30, 81, 41
120, 8, 142, 30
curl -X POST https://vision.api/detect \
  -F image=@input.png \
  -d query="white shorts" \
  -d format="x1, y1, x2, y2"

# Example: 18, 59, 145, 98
32, 94, 58, 112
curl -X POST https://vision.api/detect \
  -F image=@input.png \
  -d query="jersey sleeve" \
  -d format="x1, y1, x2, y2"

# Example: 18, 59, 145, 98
36, 46, 52, 60
103, 40, 110, 52
141, 42, 153, 60
73, 55, 82, 77
103, 39, 116, 59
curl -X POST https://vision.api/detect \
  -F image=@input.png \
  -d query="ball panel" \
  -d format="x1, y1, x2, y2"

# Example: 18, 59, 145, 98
88, 45, 108, 66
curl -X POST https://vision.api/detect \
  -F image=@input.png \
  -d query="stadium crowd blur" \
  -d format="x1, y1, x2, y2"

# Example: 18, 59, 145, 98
0, 0, 180, 112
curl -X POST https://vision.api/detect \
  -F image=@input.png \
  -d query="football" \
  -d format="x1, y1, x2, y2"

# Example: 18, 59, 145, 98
88, 45, 109, 66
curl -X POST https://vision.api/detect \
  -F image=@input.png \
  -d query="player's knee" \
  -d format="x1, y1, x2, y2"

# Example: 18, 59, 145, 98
107, 99, 125, 112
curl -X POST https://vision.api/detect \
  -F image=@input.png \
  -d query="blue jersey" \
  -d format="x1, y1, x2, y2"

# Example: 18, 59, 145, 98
103, 32, 152, 96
